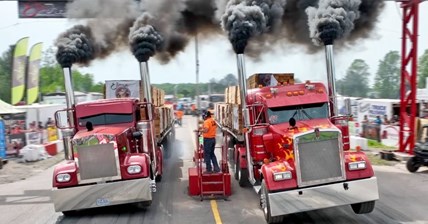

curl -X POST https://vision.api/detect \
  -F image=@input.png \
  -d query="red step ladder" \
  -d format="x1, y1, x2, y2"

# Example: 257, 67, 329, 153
188, 130, 231, 200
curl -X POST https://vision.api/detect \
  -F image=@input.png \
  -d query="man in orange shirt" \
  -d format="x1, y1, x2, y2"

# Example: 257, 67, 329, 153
200, 111, 220, 173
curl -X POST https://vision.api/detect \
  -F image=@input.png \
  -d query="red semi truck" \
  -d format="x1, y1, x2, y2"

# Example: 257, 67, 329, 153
51, 66, 174, 215
215, 54, 379, 223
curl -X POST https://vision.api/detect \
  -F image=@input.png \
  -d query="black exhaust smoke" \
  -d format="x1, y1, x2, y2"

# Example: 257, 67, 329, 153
306, 0, 361, 46
129, 14, 164, 63
306, 0, 362, 117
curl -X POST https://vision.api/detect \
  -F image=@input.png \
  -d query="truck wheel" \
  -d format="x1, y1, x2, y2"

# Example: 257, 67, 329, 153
0, 159, 3, 169
260, 180, 283, 223
155, 174, 162, 182
235, 156, 249, 187
406, 157, 420, 173
62, 210, 77, 216
135, 200, 152, 209
351, 201, 375, 214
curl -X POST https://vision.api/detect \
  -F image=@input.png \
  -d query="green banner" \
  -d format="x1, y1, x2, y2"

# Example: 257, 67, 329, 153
27, 43, 43, 105
11, 37, 29, 105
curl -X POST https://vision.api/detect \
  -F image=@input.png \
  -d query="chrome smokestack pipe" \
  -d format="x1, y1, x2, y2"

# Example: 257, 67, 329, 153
325, 45, 338, 117
140, 62, 152, 105
236, 53, 255, 185
236, 54, 249, 127
139, 61, 157, 179
62, 67, 75, 160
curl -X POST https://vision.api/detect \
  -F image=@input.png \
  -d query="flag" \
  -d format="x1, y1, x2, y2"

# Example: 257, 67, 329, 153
26, 42, 43, 105
11, 37, 29, 105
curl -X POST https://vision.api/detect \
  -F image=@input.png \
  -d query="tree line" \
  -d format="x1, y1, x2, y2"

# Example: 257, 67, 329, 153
2, 46, 428, 103
337, 49, 428, 99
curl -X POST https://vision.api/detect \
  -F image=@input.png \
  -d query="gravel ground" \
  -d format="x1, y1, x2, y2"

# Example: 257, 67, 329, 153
0, 152, 65, 185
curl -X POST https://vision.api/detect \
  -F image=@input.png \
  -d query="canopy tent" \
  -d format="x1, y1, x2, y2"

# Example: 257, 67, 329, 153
0, 99, 25, 115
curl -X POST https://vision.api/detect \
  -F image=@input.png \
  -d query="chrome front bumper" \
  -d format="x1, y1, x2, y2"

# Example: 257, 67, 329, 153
269, 177, 379, 216
52, 178, 152, 212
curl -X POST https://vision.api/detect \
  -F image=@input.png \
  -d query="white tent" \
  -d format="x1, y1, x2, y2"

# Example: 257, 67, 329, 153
0, 99, 25, 115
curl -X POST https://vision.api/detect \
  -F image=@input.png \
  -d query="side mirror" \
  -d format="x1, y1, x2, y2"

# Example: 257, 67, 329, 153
133, 131, 142, 139
55, 109, 74, 129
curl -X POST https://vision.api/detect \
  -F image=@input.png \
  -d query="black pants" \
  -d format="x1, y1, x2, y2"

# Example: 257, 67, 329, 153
203, 138, 220, 172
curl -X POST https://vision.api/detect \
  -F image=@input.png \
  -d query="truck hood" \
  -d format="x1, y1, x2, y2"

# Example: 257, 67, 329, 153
269, 118, 338, 137
74, 124, 131, 139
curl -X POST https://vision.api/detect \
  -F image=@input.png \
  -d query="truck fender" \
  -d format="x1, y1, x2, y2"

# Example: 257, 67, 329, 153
235, 145, 247, 169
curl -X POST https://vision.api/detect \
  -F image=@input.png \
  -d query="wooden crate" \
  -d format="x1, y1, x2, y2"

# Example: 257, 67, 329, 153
247, 73, 295, 88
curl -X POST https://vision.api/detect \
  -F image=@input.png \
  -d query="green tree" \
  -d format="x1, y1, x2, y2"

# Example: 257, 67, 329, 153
373, 51, 401, 99
336, 59, 371, 97
0, 45, 14, 103
39, 46, 102, 94
418, 49, 428, 88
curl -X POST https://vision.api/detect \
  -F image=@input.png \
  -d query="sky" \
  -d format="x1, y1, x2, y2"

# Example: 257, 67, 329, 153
1, 1, 428, 86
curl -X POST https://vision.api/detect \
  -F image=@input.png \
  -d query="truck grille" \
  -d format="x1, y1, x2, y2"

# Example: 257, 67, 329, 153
295, 130, 345, 187
77, 143, 118, 180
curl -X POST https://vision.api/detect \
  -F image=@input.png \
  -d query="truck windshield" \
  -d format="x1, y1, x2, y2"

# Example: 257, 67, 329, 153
267, 103, 329, 124
78, 113, 134, 127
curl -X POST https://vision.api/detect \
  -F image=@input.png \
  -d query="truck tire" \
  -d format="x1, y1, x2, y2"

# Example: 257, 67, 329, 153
62, 210, 77, 216
135, 200, 152, 209
406, 157, 420, 173
0, 159, 3, 169
260, 180, 283, 223
155, 174, 162, 182
351, 201, 375, 214
235, 155, 249, 187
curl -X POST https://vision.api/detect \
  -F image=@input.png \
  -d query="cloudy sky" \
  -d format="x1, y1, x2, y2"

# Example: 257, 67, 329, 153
1, 1, 428, 86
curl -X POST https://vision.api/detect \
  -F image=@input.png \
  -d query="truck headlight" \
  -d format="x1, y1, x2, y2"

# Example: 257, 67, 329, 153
56, 173, 71, 183
348, 161, 366, 171
127, 165, 142, 174
273, 171, 292, 181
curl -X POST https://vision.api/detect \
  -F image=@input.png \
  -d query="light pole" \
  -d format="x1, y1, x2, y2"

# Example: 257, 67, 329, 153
195, 33, 200, 124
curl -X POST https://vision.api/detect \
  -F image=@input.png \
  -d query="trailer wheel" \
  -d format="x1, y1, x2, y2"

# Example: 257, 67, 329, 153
260, 180, 283, 224
351, 201, 375, 214
235, 155, 248, 187
406, 157, 420, 173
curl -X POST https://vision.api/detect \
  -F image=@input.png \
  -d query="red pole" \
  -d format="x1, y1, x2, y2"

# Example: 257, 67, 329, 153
399, 0, 420, 155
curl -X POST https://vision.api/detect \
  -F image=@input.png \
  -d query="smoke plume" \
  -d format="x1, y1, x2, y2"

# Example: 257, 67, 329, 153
56, 0, 385, 65
129, 14, 164, 62
306, 0, 362, 46
55, 25, 97, 67
221, 0, 287, 54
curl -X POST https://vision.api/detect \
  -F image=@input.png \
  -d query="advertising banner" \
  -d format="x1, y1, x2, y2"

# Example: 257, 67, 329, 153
18, 0, 68, 18
0, 119, 6, 159
11, 37, 29, 105
105, 80, 140, 99
27, 43, 43, 105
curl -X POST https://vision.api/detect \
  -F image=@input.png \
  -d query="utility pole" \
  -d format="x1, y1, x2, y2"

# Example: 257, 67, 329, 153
195, 33, 200, 123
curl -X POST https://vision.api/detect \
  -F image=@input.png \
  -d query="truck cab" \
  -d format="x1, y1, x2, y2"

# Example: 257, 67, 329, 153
52, 98, 163, 214
222, 79, 378, 223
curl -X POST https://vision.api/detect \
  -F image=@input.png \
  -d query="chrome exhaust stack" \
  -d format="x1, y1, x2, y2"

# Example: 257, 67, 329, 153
62, 67, 75, 160
324, 45, 338, 117
139, 61, 157, 180
236, 53, 255, 185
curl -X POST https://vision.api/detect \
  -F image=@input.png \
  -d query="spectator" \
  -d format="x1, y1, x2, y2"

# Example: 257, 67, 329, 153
45, 117, 53, 128
383, 115, 390, 125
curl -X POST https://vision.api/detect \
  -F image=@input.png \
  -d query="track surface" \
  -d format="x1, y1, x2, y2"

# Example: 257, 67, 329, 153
0, 115, 427, 224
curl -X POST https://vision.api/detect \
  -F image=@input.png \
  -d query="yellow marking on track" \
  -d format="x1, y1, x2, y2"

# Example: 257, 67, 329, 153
210, 200, 223, 224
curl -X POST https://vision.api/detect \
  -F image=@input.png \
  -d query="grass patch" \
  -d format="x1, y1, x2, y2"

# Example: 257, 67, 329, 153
366, 152, 396, 166
367, 139, 396, 150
